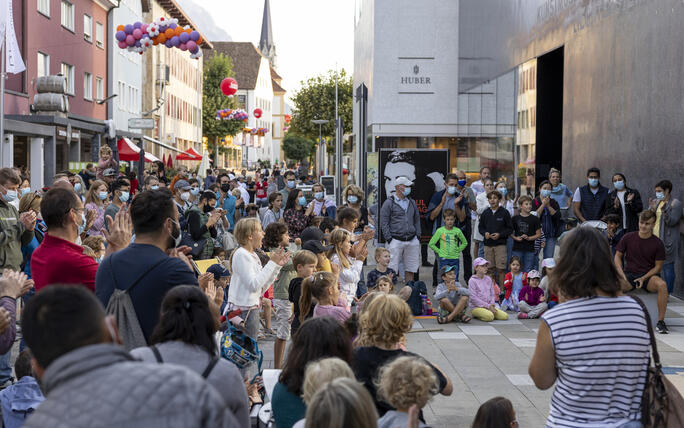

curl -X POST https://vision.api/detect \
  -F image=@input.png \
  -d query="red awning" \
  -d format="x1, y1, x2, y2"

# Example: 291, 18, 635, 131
176, 147, 203, 161
117, 138, 160, 163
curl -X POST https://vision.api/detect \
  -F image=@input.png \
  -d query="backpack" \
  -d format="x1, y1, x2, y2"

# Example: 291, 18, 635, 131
105, 257, 166, 351
405, 280, 427, 316
149, 345, 220, 379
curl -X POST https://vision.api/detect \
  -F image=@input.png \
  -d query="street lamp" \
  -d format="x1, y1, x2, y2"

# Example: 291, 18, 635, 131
312, 119, 329, 176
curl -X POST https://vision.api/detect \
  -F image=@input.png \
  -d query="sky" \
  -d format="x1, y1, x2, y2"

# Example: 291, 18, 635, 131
176, 0, 355, 102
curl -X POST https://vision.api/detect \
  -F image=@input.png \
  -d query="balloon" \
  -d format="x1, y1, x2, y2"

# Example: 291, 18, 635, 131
157, 33, 167, 43
197, 36, 203, 45
153, 38, 159, 46
132, 28, 142, 39
253, 108, 262, 118
164, 28, 174, 38
170, 36, 180, 47
124, 24, 134, 34
179, 32, 189, 43
220, 77, 238, 96
117, 40, 128, 49
116, 25, 125, 32
174, 26, 183, 36
115, 31, 126, 41
133, 22, 142, 29
135, 40, 142, 47
169, 22, 177, 29
164, 39, 173, 48
179, 43, 187, 51
186, 40, 197, 51
126, 35, 135, 46
190, 31, 200, 41
141, 24, 148, 33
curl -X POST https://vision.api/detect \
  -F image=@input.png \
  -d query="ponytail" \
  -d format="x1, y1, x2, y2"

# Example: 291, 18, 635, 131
299, 276, 315, 324
299, 272, 337, 323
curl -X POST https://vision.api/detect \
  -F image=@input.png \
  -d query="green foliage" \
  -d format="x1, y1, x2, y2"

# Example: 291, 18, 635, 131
282, 134, 315, 162
202, 52, 244, 139
288, 69, 353, 144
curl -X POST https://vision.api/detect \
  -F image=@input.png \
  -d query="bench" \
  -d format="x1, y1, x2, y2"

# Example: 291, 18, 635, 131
625, 288, 659, 326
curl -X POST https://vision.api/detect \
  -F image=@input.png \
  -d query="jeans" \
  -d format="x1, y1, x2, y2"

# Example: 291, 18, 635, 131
543, 237, 557, 259
618, 421, 643, 428
512, 250, 538, 273
476, 241, 485, 258
662, 262, 676, 294
0, 349, 12, 383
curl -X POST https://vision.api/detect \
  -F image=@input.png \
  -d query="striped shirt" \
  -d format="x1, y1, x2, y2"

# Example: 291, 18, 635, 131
542, 296, 650, 428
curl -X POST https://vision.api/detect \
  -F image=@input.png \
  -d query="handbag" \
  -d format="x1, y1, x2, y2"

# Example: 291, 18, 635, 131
631, 296, 684, 427
180, 232, 207, 258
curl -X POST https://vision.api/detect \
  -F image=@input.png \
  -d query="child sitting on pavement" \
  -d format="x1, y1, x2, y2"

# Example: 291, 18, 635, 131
435, 265, 471, 324
517, 270, 548, 319
366, 248, 398, 290
0, 349, 45, 428
539, 258, 559, 309
469, 258, 509, 322
501, 256, 527, 312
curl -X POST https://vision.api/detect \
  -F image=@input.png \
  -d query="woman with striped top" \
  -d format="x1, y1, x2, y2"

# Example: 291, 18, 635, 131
529, 226, 650, 428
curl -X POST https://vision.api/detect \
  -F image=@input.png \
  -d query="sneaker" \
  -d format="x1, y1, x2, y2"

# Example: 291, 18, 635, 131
517, 313, 529, 319
656, 320, 669, 334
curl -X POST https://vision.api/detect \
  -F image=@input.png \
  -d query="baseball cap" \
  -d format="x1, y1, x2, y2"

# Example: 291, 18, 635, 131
527, 270, 541, 279
207, 263, 230, 279
228, 173, 236, 181
541, 258, 556, 269
394, 176, 413, 187
439, 264, 458, 278
473, 257, 489, 267
175, 179, 191, 191
300, 226, 333, 254
103, 168, 118, 177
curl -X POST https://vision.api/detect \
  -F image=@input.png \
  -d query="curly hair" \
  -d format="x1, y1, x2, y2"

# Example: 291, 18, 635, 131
355, 294, 412, 348
302, 357, 355, 405
263, 222, 289, 249
376, 356, 438, 410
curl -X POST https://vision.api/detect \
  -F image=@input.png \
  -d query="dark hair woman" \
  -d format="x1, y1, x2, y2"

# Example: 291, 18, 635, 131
271, 317, 353, 428
532, 179, 563, 259
528, 227, 650, 427
283, 189, 313, 240
471, 396, 517, 428
130, 285, 249, 426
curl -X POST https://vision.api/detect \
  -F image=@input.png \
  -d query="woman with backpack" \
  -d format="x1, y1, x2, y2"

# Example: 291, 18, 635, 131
131, 285, 249, 427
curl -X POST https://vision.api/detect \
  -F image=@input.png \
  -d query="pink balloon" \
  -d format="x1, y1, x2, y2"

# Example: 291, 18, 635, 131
125, 34, 135, 46
186, 40, 197, 51
132, 28, 143, 40
118, 40, 128, 49
179, 43, 187, 51
141, 24, 148, 33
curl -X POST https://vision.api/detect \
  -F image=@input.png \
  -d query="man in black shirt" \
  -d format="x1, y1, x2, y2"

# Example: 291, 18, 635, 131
511, 195, 542, 272
478, 190, 513, 288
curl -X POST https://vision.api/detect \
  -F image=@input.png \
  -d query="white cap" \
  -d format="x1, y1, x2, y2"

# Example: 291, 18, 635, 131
228, 174, 236, 181
394, 176, 413, 187
541, 258, 556, 269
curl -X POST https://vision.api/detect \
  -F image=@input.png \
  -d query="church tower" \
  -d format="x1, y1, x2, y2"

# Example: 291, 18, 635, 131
259, 0, 277, 69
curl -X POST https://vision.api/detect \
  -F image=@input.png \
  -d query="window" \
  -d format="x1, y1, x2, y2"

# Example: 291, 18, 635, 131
37, 0, 50, 16
83, 14, 92, 42
95, 22, 104, 48
83, 72, 92, 100
95, 77, 104, 100
37, 52, 49, 78
61, 1, 74, 30
61, 63, 74, 94
117, 81, 125, 110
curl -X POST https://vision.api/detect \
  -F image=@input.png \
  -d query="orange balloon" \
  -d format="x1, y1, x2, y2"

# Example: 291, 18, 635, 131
157, 33, 167, 43
116, 25, 125, 32
197, 36, 202, 45
164, 28, 174, 38
185, 28, 192, 34
153, 38, 159, 46
175, 27, 183, 36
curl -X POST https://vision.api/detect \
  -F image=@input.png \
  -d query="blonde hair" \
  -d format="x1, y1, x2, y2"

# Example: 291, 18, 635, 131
356, 294, 412, 348
82, 235, 105, 252
19, 192, 41, 214
82, 245, 96, 260
374, 247, 389, 261
343, 184, 363, 201
233, 217, 262, 246
305, 378, 378, 428
376, 356, 439, 410
99, 145, 112, 157
85, 180, 108, 205
328, 228, 352, 269
292, 249, 318, 270
302, 358, 354, 405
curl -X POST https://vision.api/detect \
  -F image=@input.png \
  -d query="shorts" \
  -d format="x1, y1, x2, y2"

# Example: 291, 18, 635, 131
272, 299, 292, 340
388, 237, 420, 273
624, 271, 653, 293
484, 245, 507, 270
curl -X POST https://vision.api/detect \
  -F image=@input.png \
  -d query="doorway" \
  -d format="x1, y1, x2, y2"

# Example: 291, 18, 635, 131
535, 46, 564, 184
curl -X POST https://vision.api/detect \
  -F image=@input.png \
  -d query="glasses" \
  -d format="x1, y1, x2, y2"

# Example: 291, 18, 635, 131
510, 419, 518, 427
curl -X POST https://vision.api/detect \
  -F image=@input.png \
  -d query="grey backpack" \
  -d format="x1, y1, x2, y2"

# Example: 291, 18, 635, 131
105, 257, 165, 351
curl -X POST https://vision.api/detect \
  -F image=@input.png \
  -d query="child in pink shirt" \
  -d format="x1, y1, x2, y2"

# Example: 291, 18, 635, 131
468, 258, 509, 322
300, 271, 351, 324
517, 270, 547, 319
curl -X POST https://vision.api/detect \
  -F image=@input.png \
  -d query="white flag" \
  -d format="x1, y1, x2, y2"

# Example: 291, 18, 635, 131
0, 0, 25, 74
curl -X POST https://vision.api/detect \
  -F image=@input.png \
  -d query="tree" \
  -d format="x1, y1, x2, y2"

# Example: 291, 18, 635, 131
288, 69, 353, 146
202, 52, 244, 145
282, 134, 315, 162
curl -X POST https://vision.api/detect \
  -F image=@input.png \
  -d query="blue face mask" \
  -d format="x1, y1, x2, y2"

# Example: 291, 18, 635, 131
314, 192, 324, 200
614, 180, 625, 190
73, 183, 82, 193
20, 187, 31, 197
403, 187, 411, 196
98, 191, 108, 201
457, 179, 467, 187
347, 195, 358, 204
151, 185, 159, 190
78, 211, 86, 235
190, 188, 200, 196
2, 190, 17, 202
447, 186, 457, 195
298, 196, 307, 206
552, 185, 561, 192
119, 192, 130, 203
540, 189, 551, 198
287, 180, 296, 189
588, 178, 599, 187
95, 255, 103, 264
655, 192, 665, 200
498, 187, 507, 197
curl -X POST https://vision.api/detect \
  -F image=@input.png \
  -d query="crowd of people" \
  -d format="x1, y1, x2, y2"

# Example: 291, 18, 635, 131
0, 143, 675, 427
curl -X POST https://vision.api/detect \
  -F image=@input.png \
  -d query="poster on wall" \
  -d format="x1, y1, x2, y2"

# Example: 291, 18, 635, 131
378, 149, 449, 243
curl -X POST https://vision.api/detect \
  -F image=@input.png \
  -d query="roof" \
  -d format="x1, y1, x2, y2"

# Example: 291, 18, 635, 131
259, 0, 274, 55
270, 66, 282, 82
272, 78, 285, 94
155, 0, 213, 49
206, 42, 263, 89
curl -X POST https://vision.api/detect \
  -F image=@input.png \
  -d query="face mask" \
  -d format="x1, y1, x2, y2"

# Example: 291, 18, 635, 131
169, 219, 182, 248
614, 180, 625, 191
78, 211, 86, 235
404, 187, 411, 196
181, 192, 190, 202
552, 185, 561, 192
220, 183, 231, 193
203, 205, 213, 214
347, 195, 358, 204
287, 180, 296, 189
298, 196, 307, 206
95, 255, 103, 264
498, 187, 507, 197
20, 188, 31, 197
73, 183, 82, 193
119, 192, 130, 203
151, 185, 159, 190
2, 190, 16, 202
314, 192, 324, 200
588, 178, 599, 187
540, 189, 551, 198
447, 186, 457, 195
190, 188, 200, 196
457, 179, 467, 187
655, 192, 665, 200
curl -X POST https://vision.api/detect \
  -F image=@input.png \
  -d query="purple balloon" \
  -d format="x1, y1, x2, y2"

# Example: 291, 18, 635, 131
169, 23, 177, 29
179, 43, 187, 51
189, 46, 199, 54
158, 25, 167, 32
170, 36, 180, 47
132, 28, 143, 40
117, 40, 128, 49
133, 21, 142, 29
179, 32, 190, 43
186, 40, 197, 51
134, 40, 141, 48
164, 39, 173, 48
124, 24, 134, 34
189, 31, 200, 41
125, 34, 135, 46
115, 30, 126, 41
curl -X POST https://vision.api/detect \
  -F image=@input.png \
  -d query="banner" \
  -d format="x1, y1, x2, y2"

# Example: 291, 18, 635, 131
0, 0, 26, 74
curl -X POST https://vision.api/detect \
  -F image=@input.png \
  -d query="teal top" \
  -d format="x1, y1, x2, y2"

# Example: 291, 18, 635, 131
272, 381, 306, 428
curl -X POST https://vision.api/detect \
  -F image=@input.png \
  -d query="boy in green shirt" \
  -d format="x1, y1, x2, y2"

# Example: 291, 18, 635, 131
429, 208, 468, 280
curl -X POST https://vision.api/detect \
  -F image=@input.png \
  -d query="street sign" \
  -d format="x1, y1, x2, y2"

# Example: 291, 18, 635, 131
128, 118, 155, 129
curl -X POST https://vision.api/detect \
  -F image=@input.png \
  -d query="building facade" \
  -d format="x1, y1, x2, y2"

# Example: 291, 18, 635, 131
271, 68, 288, 165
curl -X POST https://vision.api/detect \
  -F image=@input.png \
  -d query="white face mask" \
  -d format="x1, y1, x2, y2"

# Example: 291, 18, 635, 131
180, 192, 190, 202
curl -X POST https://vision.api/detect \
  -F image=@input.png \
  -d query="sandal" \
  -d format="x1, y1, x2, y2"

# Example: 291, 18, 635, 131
459, 314, 472, 323
437, 316, 450, 324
